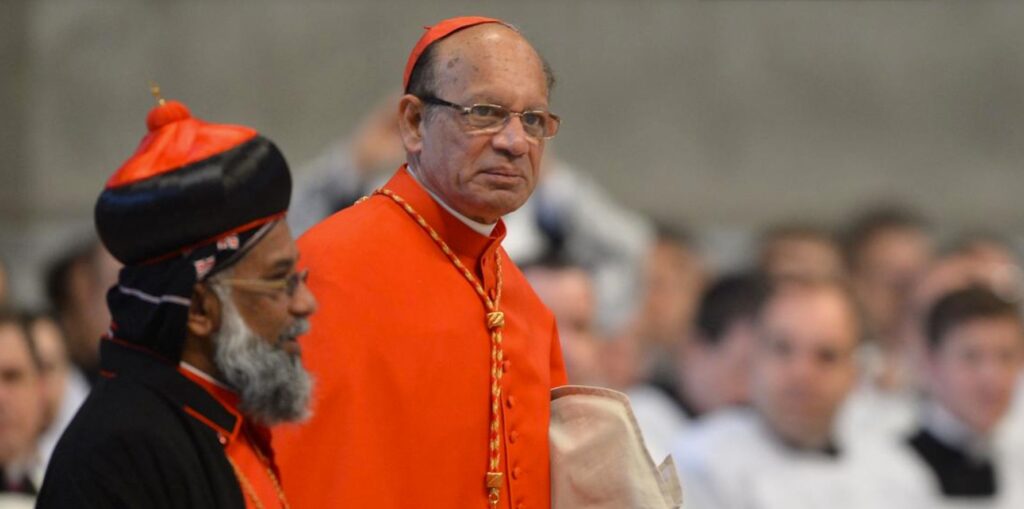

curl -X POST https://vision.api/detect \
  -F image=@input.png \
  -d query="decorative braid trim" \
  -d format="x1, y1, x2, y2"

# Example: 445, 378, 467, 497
374, 188, 506, 507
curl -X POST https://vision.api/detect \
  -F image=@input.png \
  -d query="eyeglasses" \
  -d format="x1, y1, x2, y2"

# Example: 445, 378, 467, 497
419, 95, 561, 140
214, 269, 309, 298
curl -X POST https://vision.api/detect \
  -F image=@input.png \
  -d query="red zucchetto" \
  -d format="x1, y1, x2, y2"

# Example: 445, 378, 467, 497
403, 16, 511, 91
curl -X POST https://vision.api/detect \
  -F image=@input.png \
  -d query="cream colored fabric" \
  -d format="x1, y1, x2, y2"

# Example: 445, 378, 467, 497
0, 494, 35, 509
550, 385, 683, 509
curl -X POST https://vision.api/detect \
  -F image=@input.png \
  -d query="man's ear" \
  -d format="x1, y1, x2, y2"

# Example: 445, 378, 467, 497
397, 94, 425, 154
187, 282, 221, 339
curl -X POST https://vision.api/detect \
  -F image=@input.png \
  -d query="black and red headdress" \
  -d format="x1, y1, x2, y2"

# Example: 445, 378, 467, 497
95, 98, 291, 362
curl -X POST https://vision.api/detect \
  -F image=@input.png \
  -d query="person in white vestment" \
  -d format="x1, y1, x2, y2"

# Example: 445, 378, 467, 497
673, 276, 891, 509
842, 235, 1024, 445
876, 286, 1024, 509
837, 207, 934, 443
631, 272, 767, 460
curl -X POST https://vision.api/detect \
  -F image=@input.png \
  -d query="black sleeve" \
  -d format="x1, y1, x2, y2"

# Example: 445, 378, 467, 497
37, 432, 217, 509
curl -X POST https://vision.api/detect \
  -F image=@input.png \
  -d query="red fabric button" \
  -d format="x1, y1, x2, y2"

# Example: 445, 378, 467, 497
509, 430, 519, 444
512, 466, 521, 480
502, 359, 511, 372
506, 395, 516, 408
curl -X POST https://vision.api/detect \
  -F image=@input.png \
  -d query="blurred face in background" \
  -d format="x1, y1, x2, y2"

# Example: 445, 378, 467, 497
600, 321, 645, 391
682, 320, 758, 414
905, 252, 1022, 363
527, 266, 605, 386
350, 93, 406, 179
58, 243, 120, 372
639, 237, 707, 349
928, 315, 1024, 435
87, 246, 120, 351
958, 238, 1019, 270
0, 323, 45, 466
760, 232, 844, 280
851, 227, 932, 343
955, 238, 1023, 301
30, 316, 71, 427
752, 285, 859, 448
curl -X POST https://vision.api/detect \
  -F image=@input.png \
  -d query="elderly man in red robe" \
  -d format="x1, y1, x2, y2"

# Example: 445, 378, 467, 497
273, 16, 568, 509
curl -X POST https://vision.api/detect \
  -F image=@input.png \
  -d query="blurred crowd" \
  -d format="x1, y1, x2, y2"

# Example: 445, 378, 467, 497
286, 97, 1024, 508
2, 98, 1022, 509
0, 238, 119, 506
531, 206, 1024, 509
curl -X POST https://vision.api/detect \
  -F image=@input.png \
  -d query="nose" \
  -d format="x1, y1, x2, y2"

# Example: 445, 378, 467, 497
786, 352, 818, 385
490, 115, 532, 157
289, 275, 318, 318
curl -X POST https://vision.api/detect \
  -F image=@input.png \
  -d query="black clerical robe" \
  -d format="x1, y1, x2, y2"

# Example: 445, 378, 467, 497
907, 428, 997, 498
36, 340, 246, 509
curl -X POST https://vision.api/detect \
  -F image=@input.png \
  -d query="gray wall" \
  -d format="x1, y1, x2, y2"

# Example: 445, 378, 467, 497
2, 0, 1023, 304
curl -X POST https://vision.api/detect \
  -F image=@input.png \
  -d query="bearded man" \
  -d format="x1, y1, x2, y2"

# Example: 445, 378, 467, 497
36, 93, 316, 509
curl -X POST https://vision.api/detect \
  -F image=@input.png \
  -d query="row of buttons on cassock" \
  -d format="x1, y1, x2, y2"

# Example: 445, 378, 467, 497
504, 358, 527, 509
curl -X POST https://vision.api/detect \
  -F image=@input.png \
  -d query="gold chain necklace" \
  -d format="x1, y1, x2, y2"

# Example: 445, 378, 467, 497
225, 432, 290, 509
374, 188, 507, 508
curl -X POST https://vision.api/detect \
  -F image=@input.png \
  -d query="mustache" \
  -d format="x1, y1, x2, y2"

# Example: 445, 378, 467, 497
279, 318, 311, 342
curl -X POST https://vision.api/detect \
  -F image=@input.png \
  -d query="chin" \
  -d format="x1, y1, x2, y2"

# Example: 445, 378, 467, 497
490, 194, 531, 216
464, 199, 524, 222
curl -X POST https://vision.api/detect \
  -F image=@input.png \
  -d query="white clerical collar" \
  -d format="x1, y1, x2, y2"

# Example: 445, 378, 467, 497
179, 361, 234, 392
922, 399, 993, 460
755, 413, 842, 459
406, 164, 496, 236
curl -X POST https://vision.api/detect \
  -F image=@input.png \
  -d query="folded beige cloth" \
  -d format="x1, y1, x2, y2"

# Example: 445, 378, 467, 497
550, 386, 683, 509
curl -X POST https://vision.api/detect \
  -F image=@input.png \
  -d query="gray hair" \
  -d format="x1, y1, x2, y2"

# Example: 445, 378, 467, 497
210, 283, 313, 425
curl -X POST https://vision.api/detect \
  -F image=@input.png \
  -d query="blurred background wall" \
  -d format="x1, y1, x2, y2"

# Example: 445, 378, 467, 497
1, 0, 1022, 305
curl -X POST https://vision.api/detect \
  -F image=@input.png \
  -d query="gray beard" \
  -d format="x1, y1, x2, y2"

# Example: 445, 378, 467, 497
212, 288, 313, 426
